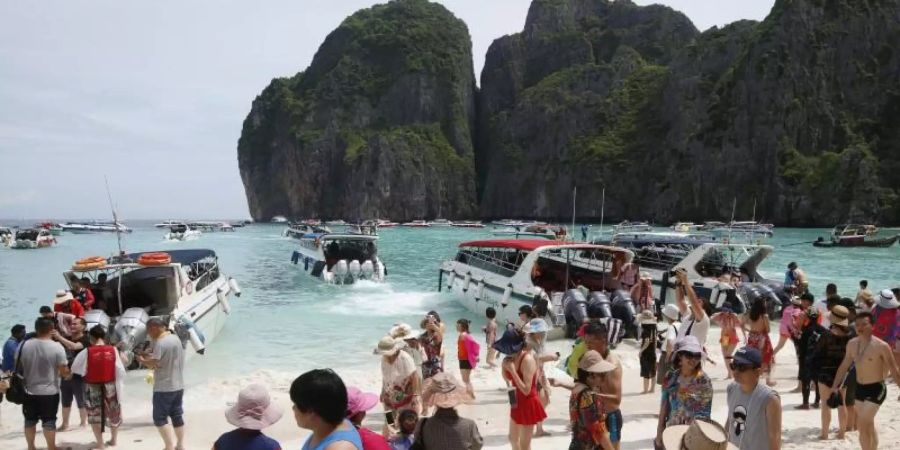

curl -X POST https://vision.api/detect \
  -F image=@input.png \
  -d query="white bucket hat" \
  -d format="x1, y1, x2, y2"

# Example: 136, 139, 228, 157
661, 304, 680, 321
877, 289, 899, 309
662, 420, 738, 449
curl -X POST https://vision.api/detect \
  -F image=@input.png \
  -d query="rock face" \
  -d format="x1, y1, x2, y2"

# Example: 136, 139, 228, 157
240, 0, 900, 225
477, 0, 900, 225
238, 0, 477, 221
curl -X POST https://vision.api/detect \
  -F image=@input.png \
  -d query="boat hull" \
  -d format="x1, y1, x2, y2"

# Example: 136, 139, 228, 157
176, 276, 232, 362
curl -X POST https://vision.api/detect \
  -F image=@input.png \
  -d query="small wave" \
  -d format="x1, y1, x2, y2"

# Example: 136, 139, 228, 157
327, 284, 451, 317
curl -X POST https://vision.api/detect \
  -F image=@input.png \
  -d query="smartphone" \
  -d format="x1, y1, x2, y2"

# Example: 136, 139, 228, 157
385, 410, 395, 424
507, 388, 518, 407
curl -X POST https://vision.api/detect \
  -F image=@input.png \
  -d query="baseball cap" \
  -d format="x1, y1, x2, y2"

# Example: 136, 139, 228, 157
732, 347, 762, 368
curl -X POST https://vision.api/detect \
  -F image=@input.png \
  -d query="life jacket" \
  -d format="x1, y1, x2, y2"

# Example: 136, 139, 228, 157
84, 345, 116, 384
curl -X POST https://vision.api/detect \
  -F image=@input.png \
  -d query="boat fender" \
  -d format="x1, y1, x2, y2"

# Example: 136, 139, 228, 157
475, 279, 485, 301
185, 281, 194, 295
228, 278, 241, 297
437, 270, 443, 292
291, 251, 300, 264
216, 288, 233, 314
304, 257, 310, 271
462, 272, 472, 292
177, 316, 206, 355
501, 284, 513, 308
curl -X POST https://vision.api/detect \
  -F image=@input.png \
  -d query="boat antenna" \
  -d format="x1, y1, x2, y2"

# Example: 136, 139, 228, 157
728, 197, 736, 243
104, 176, 124, 256
570, 186, 577, 243
751, 197, 757, 222
598, 187, 605, 241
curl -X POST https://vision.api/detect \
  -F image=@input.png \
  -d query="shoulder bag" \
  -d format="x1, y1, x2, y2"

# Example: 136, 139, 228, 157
5, 340, 28, 404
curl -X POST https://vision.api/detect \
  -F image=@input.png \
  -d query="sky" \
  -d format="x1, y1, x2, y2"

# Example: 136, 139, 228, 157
0, 0, 775, 220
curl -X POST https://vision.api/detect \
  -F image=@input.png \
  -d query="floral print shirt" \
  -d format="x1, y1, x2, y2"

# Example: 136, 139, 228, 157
569, 384, 608, 450
661, 369, 713, 427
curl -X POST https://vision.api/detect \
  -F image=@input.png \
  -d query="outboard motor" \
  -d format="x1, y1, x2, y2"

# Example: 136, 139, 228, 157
755, 283, 782, 317
113, 307, 149, 367
611, 290, 637, 339
758, 279, 790, 306
562, 289, 588, 338
348, 260, 361, 280
587, 292, 612, 319
737, 283, 780, 317
360, 260, 374, 279
333, 260, 349, 284
84, 309, 111, 333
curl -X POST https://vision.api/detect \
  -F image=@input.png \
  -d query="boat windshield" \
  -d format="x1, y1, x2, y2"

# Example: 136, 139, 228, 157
323, 238, 377, 267
531, 247, 622, 293
693, 245, 767, 280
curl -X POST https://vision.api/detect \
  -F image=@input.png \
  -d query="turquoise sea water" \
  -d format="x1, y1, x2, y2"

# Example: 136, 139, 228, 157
0, 223, 897, 385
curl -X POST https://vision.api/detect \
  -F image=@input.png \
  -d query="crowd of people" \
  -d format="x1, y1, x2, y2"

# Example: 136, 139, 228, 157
2, 261, 900, 450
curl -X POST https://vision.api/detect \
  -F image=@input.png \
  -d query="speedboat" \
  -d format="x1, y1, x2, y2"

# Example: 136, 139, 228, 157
613, 221, 652, 233
705, 221, 774, 238
155, 220, 184, 228
69, 249, 240, 368
376, 219, 398, 228
9, 228, 57, 249
35, 222, 63, 235
670, 222, 701, 233
492, 224, 566, 240
439, 239, 638, 339
60, 221, 132, 233
429, 219, 453, 227
451, 221, 486, 228
325, 219, 347, 226
284, 222, 332, 239
188, 222, 235, 232
271, 215, 288, 223
0, 227, 13, 247
401, 220, 431, 228
813, 224, 898, 248
289, 231, 386, 284
165, 224, 202, 241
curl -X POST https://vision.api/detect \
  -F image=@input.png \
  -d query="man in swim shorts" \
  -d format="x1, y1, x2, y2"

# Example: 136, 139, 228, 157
831, 311, 900, 450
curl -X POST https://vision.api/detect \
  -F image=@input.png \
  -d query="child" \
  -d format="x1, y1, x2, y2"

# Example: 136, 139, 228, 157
711, 304, 744, 379
482, 307, 498, 368
456, 319, 480, 398
638, 310, 658, 394
214, 384, 283, 450
388, 409, 418, 450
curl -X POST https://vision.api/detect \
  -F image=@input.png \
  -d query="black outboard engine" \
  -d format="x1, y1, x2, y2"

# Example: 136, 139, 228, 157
562, 289, 589, 338
737, 283, 781, 317
759, 279, 791, 307
587, 292, 612, 320
611, 289, 637, 339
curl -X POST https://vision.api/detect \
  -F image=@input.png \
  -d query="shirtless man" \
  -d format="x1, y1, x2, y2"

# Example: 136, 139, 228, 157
830, 311, 900, 450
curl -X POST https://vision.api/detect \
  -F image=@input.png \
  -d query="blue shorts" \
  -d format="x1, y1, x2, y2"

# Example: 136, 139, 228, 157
152, 390, 184, 427
605, 409, 622, 443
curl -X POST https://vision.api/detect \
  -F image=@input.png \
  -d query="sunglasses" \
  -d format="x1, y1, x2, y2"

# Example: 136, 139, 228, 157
730, 363, 757, 372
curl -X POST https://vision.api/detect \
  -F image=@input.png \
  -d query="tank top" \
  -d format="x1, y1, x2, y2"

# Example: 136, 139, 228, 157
301, 421, 362, 450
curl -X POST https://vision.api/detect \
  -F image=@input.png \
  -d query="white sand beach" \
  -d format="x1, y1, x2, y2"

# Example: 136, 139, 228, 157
1, 326, 897, 449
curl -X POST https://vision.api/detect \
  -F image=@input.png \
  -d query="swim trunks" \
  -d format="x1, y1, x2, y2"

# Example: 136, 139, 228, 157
854, 381, 887, 405
605, 409, 622, 443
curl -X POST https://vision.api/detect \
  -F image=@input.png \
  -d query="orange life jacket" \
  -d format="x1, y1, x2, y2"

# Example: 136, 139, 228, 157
84, 345, 116, 384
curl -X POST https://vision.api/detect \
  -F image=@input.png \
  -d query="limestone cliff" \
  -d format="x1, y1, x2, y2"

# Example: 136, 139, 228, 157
238, 0, 477, 221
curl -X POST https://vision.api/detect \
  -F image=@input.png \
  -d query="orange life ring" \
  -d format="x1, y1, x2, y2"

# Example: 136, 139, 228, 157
72, 256, 107, 271
138, 252, 172, 266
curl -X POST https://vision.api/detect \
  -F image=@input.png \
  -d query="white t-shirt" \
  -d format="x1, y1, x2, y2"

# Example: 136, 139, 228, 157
813, 300, 831, 328
677, 311, 710, 346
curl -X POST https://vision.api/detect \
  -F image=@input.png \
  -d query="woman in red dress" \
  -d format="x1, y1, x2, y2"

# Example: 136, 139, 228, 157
494, 329, 547, 450
744, 298, 776, 386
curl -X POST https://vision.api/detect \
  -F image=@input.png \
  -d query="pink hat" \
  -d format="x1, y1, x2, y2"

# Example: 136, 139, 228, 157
346, 386, 379, 416
224, 384, 283, 430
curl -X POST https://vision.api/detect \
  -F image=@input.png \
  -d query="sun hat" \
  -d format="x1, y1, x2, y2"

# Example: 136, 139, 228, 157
578, 350, 616, 374
638, 309, 657, 324
345, 386, 379, 417
732, 347, 762, 368
421, 372, 473, 408
829, 305, 850, 327
640, 271, 652, 280
53, 290, 74, 305
523, 318, 550, 334
373, 335, 404, 356
661, 304, 680, 321
877, 289, 899, 309
673, 335, 703, 356
492, 328, 525, 355
662, 419, 738, 450
390, 323, 416, 340
224, 384, 284, 430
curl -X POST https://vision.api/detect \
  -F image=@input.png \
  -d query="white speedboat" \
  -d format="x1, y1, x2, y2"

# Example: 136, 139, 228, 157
284, 222, 332, 239
70, 249, 240, 368
271, 215, 288, 223
155, 220, 184, 228
60, 221, 132, 233
188, 221, 235, 232
290, 231, 385, 284
707, 221, 774, 238
165, 224, 202, 241
429, 219, 453, 227
9, 228, 57, 249
492, 224, 566, 240
451, 221, 486, 228
376, 219, 398, 228
439, 239, 635, 338
670, 222, 701, 233
612, 221, 652, 233
0, 226, 14, 247
325, 220, 347, 226
401, 220, 431, 228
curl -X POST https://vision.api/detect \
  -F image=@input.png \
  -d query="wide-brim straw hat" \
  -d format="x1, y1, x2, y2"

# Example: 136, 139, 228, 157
877, 289, 899, 309
578, 350, 616, 373
224, 384, 283, 430
639, 310, 657, 324
829, 305, 850, 327
53, 290, 74, 305
373, 335, 405, 356
390, 323, 416, 340
422, 372, 473, 408
662, 420, 738, 450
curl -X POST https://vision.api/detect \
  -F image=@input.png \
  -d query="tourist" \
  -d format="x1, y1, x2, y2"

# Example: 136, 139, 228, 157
785, 261, 808, 295
419, 313, 443, 380
744, 298, 775, 386
52, 317, 90, 431
673, 269, 709, 346
2, 324, 26, 374
797, 303, 826, 409
52, 290, 85, 318
568, 350, 615, 450
71, 325, 126, 450
136, 317, 186, 450
290, 369, 362, 450
387, 409, 417, 450
375, 336, 420, 425
773, 296, 801, 357
456, 319, 480, 398
830, 311, 900, 450
871, 289, 899, 368
493, 329, 545, 450
630, 273, 654, 313
92, 273, 114, 312
390, 323, 424, 398
856, 280, 873, 312
616, 257, 639, 292
523, 318, 556, 438
811, 305, 851, 440
74, 277, 96, 310
657, 305, 679, 387
413, 372, 482, 450
655, 336, 712, 448
661, 420, 736, 450
637, 310, 657, 394
39, 305, 77, 336
517, 305, 536, 330
482, 307, 498, 368
724, 347, 781, 450
345, 386, 390, 450
711, 304, 744, 379
17, 317, 69, 450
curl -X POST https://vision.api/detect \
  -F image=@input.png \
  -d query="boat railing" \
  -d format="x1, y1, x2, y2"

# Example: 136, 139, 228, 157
456, 249, 522, 278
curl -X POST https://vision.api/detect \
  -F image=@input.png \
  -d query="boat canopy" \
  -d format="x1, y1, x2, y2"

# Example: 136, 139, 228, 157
459, 239, 566, 251
120, 249, 217, 266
